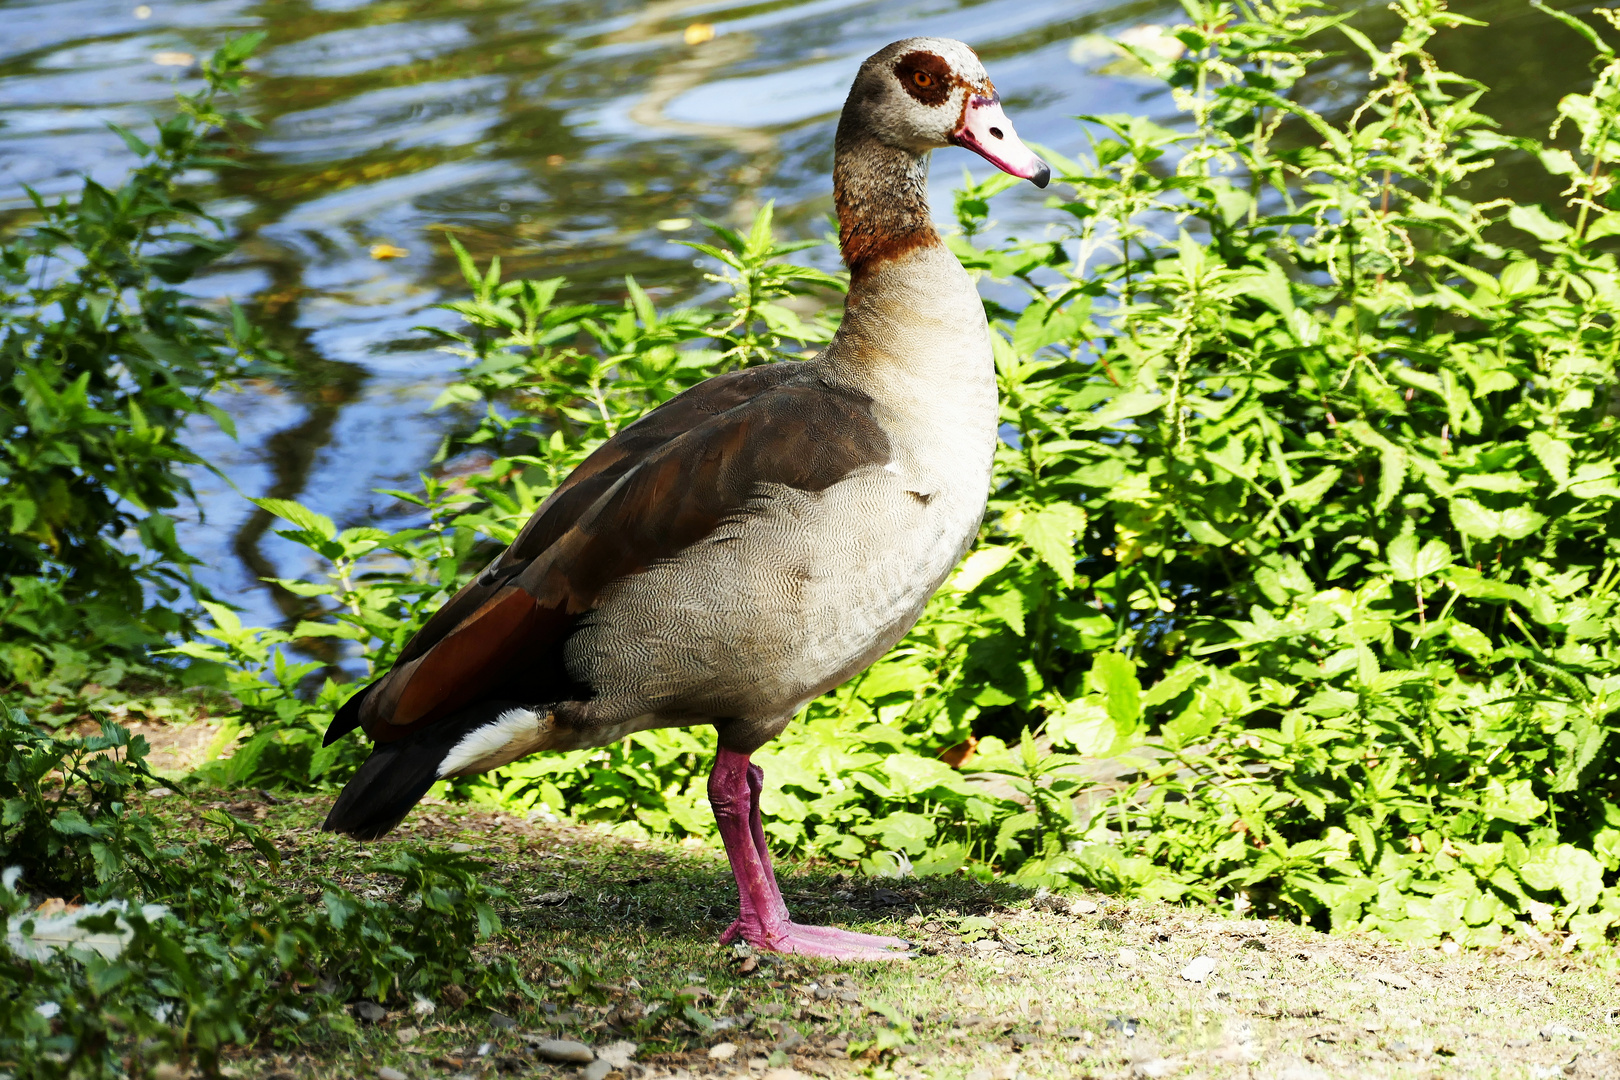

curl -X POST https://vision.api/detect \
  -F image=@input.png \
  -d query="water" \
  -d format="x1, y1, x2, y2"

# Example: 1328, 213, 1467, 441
0, 0, 1597, 629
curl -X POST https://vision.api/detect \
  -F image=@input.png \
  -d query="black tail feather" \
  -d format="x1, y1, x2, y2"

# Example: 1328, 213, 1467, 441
321, 701, 521, 840
323, 680, 377, 747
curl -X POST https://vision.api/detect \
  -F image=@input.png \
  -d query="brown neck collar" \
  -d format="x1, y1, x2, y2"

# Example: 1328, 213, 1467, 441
832, 119, 940, 285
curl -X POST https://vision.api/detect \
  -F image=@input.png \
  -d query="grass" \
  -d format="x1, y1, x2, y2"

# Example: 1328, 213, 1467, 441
142, 790, 1619, 1080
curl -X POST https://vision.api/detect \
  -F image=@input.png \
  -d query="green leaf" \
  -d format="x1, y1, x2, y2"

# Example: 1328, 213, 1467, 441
251, 498, 336, 540
1519, 844, 1605, 910
858, 811, 936, 855
1387, 534, 1451, 581
1047, 699, 1116, 755
1230, 260, 1293, 315
1014, 502, 1087, 585
1507, 204, 1572, 242
951, 546, 1016, 592
1086, 652, 1141, 730
979, 588, 1028, 636
1449, 498, 1547, 540
1527, 432, 1572, 488
1446, 621, 1493, 661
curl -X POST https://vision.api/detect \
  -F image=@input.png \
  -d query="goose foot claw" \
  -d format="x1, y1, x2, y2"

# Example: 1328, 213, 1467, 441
725, 919, 912, 961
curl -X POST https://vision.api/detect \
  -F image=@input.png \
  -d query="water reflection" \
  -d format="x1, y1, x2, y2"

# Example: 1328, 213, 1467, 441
0, 0, 1600, 627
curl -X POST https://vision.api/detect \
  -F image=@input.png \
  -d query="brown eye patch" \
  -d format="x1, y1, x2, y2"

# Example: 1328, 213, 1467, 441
893, 50, 952, 106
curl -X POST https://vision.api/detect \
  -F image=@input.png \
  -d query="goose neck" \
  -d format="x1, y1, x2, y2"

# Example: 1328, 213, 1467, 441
832, 125, 941, 285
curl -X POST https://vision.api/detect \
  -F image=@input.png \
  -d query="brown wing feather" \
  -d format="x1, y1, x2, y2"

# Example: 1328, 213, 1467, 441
339, 362, 890, 744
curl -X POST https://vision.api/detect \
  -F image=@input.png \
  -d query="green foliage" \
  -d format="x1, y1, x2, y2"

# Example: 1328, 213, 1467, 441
931, 0, 1620, 944
0, 707, 168, 899
196, 0, 1620, 949
0, 708, 530, 1078
0, 34, 277, 688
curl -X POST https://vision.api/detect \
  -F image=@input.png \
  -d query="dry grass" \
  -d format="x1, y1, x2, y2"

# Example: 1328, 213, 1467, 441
162, 792, 1619, 1080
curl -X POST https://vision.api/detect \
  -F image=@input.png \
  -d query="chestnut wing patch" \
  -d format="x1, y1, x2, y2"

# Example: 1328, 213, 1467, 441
330, 367, 889, 744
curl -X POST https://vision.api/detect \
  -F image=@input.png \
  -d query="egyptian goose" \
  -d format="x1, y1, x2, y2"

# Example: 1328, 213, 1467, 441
322, 37, 1048, 960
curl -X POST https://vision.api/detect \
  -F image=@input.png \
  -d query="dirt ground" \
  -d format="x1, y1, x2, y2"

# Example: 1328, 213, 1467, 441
152, 791, 1619, 1080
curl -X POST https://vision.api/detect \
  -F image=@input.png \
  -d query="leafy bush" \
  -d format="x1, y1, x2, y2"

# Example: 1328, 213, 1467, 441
199, 0, 1619, 948
0, 35, 277, 690
0, 708, 529, 1078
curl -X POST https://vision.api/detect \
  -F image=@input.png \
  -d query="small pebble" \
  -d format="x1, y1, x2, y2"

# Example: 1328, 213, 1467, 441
355, 1001, 386, 1023
448, 842, 475, 853
377, 1068, 407, 1080
531, 1039, 595, 1064
487, 1010, 517, 1030
395, 1026, 419, 1045
581, 1060, 613, 1080
708, 1042, 737, 1060
1117, 948, 1140, 966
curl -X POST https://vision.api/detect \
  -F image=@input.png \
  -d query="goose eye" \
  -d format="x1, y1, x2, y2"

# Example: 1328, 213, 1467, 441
912, 71, 933, 88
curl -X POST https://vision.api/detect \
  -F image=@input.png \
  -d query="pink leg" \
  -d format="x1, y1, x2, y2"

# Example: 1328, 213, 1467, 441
710, 748, 909, 961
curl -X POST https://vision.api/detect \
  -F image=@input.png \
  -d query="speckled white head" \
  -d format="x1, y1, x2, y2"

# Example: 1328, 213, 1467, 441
846, 36, 1049, 187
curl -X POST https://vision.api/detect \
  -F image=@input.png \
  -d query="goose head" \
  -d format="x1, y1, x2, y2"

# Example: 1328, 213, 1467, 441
842, 37, 1049, 188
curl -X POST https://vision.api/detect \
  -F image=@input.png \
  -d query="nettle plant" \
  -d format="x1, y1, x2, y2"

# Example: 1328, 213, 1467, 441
932, 0, 1620, 945
0, 35, 276, 693
208, 0, 1619, 946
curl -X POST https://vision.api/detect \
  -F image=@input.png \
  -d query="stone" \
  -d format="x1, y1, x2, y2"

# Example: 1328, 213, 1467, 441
354, 1001, 386, 1023
1132, 1060, 1174, 1079
395, 1027, 419, 1045
1180, 956, 1218, 983
377, 1069, 407, 1080
487, 1010, 517, 1030
530, 1039, 596, 1064
581, 1060, 613, 1080
708, 1042, 737, 1060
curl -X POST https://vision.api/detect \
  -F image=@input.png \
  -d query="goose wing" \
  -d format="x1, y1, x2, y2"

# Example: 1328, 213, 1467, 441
324, 361, 889, 746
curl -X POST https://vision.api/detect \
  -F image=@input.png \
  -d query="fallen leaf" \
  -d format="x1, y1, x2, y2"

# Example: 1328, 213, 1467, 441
683, 23, 716, 45
370, 243, 409, 260
152, 51, 194, 67
596, 1041, 638, 1068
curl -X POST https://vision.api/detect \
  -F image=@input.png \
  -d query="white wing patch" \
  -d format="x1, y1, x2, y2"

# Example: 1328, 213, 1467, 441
437, 708, 551, 778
